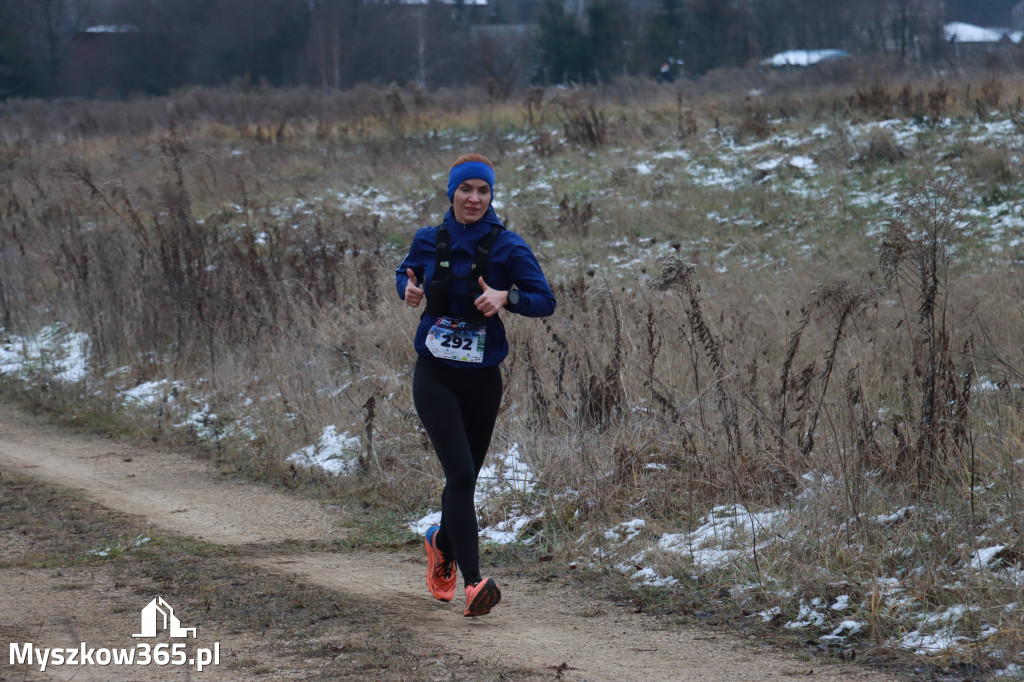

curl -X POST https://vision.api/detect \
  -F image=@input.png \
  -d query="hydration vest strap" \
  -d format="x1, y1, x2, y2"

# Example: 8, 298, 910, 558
424, 224, 502, 326
425, 225, 453, 317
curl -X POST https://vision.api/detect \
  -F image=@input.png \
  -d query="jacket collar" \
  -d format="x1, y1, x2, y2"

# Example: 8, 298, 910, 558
443, 205, 503, 233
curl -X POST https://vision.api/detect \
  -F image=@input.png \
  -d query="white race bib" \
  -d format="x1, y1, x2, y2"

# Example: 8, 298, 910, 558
425, 316, 486, 363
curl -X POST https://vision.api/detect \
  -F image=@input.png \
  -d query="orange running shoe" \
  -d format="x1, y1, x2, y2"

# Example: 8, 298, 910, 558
424, 525, 456, 602
464, 577, 501, 617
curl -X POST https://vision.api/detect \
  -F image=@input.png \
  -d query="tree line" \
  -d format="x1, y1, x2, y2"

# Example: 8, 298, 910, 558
0, 0, 969, 100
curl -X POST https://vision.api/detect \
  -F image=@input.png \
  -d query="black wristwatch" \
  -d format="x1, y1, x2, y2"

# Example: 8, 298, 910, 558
506, 288, 521, 309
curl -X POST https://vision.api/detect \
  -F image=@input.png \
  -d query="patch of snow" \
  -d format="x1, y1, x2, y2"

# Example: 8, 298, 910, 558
820, 620, 864, 642
408, 445, 540, 545
0, 325, 89, 383
657, 505, 786, 569
761, 49, 849, 67
86, 534, 150, 557
789, 155, 817, 172
755, 158, 784, 172
122, 379, 182, 406
408, 510, 442, 536
630, 567, 679, 587
286, 425, 361, 476
971, 545, 1006, 570
873, 506, 915, 525
605, 519, 646, 543
475, 443, 537, 501
786, 598, 827, 629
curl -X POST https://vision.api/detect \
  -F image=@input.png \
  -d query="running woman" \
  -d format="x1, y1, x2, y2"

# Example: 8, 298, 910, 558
396, 153, 556, 616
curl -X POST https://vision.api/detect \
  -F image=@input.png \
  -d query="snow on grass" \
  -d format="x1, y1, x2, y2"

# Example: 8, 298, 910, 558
0, 324, 89, 383
755, 157, 784, 172
996, 664, 1023, 678
407, 510, 442, 537
604, 519, 646, 543
85, 534, 151, 558
972, 545, 1008, 570
656, 504, 786, 570
329, 185, 420, 224
896, 604, 982, 655
121, 379, 183, 406
872, 505, 915, 525
789, 155, 817, 172
629, 567, 679, 587
479, 514, 540, 545
785, 598, 827, 629
285, 425, 362, 477
686, 163, 745, 189
475, 443, 536, 499
407, 443, 541, 545
173, 400, 224, 441
652, 149, 690, 161
820, 620, 864, 642
595, 505, 791, 589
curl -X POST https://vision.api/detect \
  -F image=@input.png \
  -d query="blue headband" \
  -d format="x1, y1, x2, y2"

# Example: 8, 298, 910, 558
447, 161, 495, 201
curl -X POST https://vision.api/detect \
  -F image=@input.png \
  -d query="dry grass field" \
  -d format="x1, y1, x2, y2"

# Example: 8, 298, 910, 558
2, 61, 1023, 677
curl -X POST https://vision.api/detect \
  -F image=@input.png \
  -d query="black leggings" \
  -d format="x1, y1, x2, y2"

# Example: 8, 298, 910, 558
413, 355, 502, 586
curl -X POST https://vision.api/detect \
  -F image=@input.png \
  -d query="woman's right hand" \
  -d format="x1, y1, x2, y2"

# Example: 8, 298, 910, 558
404, 268, 424, 308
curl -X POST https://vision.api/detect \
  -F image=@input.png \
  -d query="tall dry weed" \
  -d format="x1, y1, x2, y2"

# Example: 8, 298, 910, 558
879, 179, 974, 489
556, 94, 607, 148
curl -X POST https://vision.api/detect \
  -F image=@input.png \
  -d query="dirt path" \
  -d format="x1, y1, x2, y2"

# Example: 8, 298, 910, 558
0, 403, 897, 681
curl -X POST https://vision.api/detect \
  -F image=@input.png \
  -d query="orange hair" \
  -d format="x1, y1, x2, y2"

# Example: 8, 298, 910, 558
451, 153, 493, 169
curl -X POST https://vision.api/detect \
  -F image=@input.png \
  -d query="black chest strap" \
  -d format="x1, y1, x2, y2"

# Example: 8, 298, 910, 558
425, 224, 502, 326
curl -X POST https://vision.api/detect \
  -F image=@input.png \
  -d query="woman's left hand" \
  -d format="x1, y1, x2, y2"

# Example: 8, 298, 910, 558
474, 277, 508, 318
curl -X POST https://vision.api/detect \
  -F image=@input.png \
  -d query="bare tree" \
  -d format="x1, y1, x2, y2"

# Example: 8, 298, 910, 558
680, 0, 754, 74
471, 25, 537, 97
0, 0, 36, 97
24, 0, 97, 95
746, 0, 944, 61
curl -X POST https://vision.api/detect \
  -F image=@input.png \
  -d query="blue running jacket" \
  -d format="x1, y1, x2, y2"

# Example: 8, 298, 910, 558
396, 206, 556, 368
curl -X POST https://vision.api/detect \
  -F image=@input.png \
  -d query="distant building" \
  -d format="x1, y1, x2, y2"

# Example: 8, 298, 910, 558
760, 49, 850, 68
944, 21, 1023, 43
943, 21, 1023, 66
65, 24, 159, 96
62, 0, 165, 96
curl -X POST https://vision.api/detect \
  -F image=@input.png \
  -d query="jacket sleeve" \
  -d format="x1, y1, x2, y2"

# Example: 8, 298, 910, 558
505, 236, 556, 318
396, 227, 433, 301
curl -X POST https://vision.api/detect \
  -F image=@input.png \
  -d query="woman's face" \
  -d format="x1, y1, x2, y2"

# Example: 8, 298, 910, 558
452, 178, 491, 225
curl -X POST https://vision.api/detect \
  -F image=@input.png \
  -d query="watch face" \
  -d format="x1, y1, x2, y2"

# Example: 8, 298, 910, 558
508, 290, 520, 306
